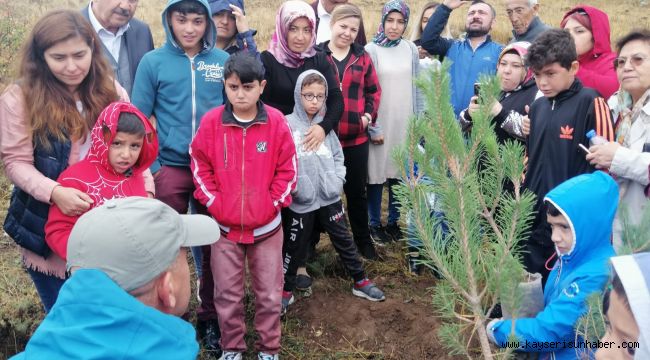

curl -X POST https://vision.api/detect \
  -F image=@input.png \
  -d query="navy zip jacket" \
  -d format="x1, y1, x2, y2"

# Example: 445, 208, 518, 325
420, 4, 503, 117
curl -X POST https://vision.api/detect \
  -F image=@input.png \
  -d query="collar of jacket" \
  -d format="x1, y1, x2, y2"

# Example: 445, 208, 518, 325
316, 41, 365, 57
546, 79, 583, 104
221, 101, 268, 126
510, 16, 544, 39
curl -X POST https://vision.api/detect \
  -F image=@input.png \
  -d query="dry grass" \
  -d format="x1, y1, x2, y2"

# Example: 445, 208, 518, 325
1, 0, 650, 358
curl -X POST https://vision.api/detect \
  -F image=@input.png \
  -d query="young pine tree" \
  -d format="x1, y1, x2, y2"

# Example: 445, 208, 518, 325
394, 63, 537, 359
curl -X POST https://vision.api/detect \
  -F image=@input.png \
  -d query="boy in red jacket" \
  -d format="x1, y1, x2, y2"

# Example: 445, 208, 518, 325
45, 102, 158, 260
190, 53, 297, 360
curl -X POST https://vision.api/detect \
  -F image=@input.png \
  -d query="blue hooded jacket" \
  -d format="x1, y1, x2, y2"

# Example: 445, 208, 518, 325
11, 269, 198, 360
491, 171, 617, 359
132, 0, 229, 173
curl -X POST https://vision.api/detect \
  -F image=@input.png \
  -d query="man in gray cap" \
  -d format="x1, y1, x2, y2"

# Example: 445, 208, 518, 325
12, 197, 220, 360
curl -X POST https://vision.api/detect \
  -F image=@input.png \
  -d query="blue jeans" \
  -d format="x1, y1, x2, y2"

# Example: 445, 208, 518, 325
367, 178, 401, 227
27, 267, 65, 313
407, 210, 449, 249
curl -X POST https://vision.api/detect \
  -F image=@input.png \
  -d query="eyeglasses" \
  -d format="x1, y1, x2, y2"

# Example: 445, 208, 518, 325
301, 93, 326, 102
614, 53, 648, 69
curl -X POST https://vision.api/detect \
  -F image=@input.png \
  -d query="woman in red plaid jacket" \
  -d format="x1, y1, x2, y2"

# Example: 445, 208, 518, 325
318, 3, 382, 260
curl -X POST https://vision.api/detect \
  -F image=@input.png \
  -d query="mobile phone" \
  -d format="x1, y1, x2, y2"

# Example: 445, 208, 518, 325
578, 143, 591, 154
473, 83, 481, 96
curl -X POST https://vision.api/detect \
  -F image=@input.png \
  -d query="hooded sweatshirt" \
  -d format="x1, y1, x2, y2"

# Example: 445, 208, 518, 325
208, 0, 259, 57
286, 70, 346, 214
490, 171, 618, 360
11, 269, 198, 360
45, 102, 158, 260
131, 0, 229, 174
561, 5, 619, 99
610, 253, 650, 360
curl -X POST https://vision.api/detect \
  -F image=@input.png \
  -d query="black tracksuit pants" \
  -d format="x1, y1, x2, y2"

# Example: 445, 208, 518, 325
282, 201, 365, 292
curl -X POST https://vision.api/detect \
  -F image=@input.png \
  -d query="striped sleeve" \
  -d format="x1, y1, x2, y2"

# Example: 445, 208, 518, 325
593, 97, 614, 141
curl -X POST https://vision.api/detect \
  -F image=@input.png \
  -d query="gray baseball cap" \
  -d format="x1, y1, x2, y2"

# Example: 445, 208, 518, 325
67, 197, 220, 292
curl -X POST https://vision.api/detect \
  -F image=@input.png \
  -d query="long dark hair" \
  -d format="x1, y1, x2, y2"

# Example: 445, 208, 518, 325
18, 9, 119, 148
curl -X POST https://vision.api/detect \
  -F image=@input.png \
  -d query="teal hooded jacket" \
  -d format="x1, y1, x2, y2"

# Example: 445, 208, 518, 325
132, 0, 229, 173
491, 171, 618, 359
11, 269, 198, 360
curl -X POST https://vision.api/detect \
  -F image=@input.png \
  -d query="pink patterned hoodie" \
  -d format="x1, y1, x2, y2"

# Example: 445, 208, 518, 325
45, 102, 158, 260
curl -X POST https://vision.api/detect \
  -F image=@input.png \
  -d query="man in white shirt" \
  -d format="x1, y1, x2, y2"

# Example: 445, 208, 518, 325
82, 0, 154, 95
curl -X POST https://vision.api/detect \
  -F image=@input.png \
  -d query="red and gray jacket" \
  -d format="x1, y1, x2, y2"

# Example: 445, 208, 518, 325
318, 41, 382, 147
190, 102, 297, 244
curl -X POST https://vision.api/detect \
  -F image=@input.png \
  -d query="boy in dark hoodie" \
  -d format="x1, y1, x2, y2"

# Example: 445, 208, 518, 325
130, 0, 229, 356
45, 102, 158, 261
522, 29, 614, 283
281, 70, 385, 314
208, 0, 259, 57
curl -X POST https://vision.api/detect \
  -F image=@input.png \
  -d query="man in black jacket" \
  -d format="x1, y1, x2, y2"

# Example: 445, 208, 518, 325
82, 0, 154, 96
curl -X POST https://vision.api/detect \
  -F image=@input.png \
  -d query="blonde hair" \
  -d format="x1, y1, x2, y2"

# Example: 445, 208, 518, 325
409, 2, 452, 42
330, 3, 362, 27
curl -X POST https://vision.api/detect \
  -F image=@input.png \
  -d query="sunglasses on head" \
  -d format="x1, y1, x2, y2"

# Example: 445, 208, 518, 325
614, 53, 648, 69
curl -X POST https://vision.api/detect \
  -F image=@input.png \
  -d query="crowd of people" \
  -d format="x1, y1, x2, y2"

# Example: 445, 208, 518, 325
0, 0, 649, 359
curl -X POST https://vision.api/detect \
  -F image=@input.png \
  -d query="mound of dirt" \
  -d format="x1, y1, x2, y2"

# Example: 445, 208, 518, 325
284, 273, 454, 359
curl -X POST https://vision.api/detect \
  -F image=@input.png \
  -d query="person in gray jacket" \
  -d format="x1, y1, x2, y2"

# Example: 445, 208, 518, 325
281, 70, 385, 314
82, 0, 154, 95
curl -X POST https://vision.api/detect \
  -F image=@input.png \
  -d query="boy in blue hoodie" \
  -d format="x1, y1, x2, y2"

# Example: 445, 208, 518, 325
281, 70, 385, 314
131, 0, 229, 356
487, 171, 617, 360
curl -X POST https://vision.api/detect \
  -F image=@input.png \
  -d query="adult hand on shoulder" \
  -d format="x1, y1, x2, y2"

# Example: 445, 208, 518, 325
302, 125, 326, 152
586, 142, 620, 170
443, 0, 471, 10
230, 4, 250, 34
522, 105, 530, 137
51, 186, 93, 217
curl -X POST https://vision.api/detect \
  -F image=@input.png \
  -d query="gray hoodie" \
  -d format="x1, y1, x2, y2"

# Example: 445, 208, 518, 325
286, 70, 346, 214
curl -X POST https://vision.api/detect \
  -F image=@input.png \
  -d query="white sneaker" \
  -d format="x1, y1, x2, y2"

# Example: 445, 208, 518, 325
258, 352, 279, 360
219, 352, 242, 360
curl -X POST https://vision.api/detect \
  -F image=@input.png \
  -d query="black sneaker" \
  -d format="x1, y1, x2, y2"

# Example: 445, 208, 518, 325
197, 319, 222, 358
385, 223, 403, 241
408, 255, 422, 275
369, 225, 391, 245
295, 274, 312, 290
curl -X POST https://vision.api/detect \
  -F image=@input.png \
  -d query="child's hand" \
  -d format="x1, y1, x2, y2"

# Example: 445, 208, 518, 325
229, 4, 250, 34
302, 125, 326, 151
51, 186, 93, 217
371, 134, 384, 145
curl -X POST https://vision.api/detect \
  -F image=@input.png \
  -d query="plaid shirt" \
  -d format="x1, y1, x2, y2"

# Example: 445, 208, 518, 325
320, 42, 381, 147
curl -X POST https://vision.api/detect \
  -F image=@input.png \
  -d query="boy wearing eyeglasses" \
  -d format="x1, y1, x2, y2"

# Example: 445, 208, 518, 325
280, 70, 385, 315
521, 29, 614, 284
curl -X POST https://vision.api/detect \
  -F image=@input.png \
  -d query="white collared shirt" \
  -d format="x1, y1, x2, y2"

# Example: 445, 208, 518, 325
315, 0, 332, 44
88, 2, 130, 62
